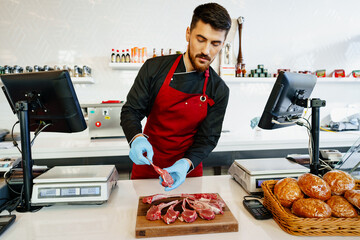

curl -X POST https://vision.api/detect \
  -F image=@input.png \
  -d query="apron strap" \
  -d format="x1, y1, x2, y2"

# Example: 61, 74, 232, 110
164, 55, 182, 85
201, 69, 215, 106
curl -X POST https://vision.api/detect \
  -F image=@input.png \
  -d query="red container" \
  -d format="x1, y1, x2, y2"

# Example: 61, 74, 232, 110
333, 69, 345, 78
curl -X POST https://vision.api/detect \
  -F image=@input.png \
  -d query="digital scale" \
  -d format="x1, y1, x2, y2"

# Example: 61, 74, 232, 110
31, 165, 118, 206
228, 158, 309, 195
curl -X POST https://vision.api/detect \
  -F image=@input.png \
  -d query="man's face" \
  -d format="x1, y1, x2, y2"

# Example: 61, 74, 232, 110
186, 20, 226, 72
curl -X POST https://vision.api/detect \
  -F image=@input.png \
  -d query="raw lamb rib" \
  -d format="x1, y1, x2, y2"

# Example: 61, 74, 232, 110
146, 200, 179, 221
162, 201, 180, 224
187, 199, 215, 220
178, 199, 197, 223
146, 157, 174, 187
208, 199, 225, 215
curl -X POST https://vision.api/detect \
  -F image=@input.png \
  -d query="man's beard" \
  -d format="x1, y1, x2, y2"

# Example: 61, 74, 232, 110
188, 43, 211, 72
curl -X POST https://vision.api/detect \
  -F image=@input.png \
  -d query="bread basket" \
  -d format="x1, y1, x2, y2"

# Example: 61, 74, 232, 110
261, 180, 360, 236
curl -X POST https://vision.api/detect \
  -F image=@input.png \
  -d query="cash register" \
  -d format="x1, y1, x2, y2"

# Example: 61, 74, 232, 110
229, 71, 326, 194
1, 70, 88, 211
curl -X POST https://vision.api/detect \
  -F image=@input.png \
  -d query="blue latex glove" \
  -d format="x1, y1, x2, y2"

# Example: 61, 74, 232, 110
160, 158, 190, 191
129, 136, 154, 165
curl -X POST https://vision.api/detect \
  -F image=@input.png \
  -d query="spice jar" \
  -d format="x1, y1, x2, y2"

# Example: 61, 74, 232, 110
82, 65, 91, 77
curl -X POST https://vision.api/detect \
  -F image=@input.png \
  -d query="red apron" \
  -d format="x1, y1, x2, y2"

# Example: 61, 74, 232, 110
131, 55, 214, 179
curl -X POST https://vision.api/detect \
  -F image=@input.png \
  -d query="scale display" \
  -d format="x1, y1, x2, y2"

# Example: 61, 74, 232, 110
38, 186, 101, 198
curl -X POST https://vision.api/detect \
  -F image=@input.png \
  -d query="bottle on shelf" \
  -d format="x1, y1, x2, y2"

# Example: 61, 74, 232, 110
111, 49, 116, 63
161, 48, 164, 56
142, 47, 147, 63
121, 50, 126, 63
235, 63, 241, 77
73, 65, 80, 77
125, 49, 130, 63
116, 50, 121, 63
153, 48, 157, 58
241, 63, 246, 77
25, 66, 33, 72
134, 47, 139, 63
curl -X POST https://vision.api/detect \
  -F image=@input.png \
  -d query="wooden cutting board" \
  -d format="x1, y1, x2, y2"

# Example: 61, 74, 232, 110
135, 193, 238, 238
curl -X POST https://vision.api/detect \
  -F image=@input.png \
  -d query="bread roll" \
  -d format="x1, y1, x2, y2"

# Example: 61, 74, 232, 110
323, 170, 355, 195
292, 198, 332, 218
326, 195, 358, 218
344, 189, 360, 209
298, 173, 331, 201
274, 178, 304, 208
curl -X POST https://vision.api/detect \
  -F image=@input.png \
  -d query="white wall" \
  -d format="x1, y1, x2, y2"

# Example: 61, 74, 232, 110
1, 0, 360, 133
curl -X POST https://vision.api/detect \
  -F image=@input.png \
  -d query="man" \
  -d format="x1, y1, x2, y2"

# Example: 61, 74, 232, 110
120, 3, 231, 191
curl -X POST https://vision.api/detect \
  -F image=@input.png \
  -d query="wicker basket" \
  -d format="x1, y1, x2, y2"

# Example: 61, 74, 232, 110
261, 180, 360, 236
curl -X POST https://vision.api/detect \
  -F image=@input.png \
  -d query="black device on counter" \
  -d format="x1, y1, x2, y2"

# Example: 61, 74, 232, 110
243, 196, 272, 220
1, 70, 87, 133
258, 71, 317, 130
0, 215, 16, 236
257, 71, 326, 175
1, 70, 87, 212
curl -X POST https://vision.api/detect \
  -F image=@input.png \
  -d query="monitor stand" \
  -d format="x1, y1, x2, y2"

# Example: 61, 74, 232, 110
15, 101, 42, 212
296, 98, 326, 175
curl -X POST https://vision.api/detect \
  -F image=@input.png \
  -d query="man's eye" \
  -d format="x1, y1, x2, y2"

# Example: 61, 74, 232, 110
197, 38, 205, 42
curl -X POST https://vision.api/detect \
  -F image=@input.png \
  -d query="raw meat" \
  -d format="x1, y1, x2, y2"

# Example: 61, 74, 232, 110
178, 199, 197, 223
187, 199, 215, 220
208, 200, 224, 215
146, 200, 179, 221
191, 193, 218, 200
143, 194, 173, 204
144, 193, 224, 223
191, 198, 225, 214
162, 201, 180, 224
153, 165, 174, 188
142, 193, 218, 204
146, 157, 174, 187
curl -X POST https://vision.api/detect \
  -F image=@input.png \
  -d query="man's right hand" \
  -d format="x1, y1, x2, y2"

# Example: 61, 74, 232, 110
129, 136, 154, 165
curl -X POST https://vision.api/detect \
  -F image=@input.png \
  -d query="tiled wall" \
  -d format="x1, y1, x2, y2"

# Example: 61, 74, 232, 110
1, 0, 360, 132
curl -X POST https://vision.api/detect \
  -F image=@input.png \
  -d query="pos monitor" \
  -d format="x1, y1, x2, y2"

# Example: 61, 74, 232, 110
258, 71, 317, 129
1, 70, 87, 211
257, 71, 326, 175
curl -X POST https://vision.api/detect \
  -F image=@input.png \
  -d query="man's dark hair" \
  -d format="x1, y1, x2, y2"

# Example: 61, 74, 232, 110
190, 3, 231, 35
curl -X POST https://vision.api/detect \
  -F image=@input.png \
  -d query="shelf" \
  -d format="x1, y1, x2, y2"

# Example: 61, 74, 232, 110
223, 77, 360, 84
222, 77, 273, 84
71, 77, 95, 84
0, 77, 94, 85
109, 62, 143, 70
316, 77, 360, 83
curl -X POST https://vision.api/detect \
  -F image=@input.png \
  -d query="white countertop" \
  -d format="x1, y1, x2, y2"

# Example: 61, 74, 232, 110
1, 175, 359, 240
1, 127, 359, 160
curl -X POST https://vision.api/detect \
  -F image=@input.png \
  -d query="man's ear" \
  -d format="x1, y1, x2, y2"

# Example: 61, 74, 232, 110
186, 27, 190, 43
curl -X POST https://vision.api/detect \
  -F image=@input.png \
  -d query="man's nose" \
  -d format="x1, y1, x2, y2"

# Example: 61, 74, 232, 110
201, 42, 211, 56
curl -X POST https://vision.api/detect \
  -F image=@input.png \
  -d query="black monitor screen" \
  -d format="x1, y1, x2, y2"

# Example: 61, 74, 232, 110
258, 71, 317, 129
1, 70, 87, 133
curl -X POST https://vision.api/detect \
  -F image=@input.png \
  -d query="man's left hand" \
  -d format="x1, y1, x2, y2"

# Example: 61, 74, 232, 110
160, 158, 190, 191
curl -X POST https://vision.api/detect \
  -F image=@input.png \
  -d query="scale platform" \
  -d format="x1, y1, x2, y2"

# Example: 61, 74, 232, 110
31, 165, 118, 206
228, 158, 309, 194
